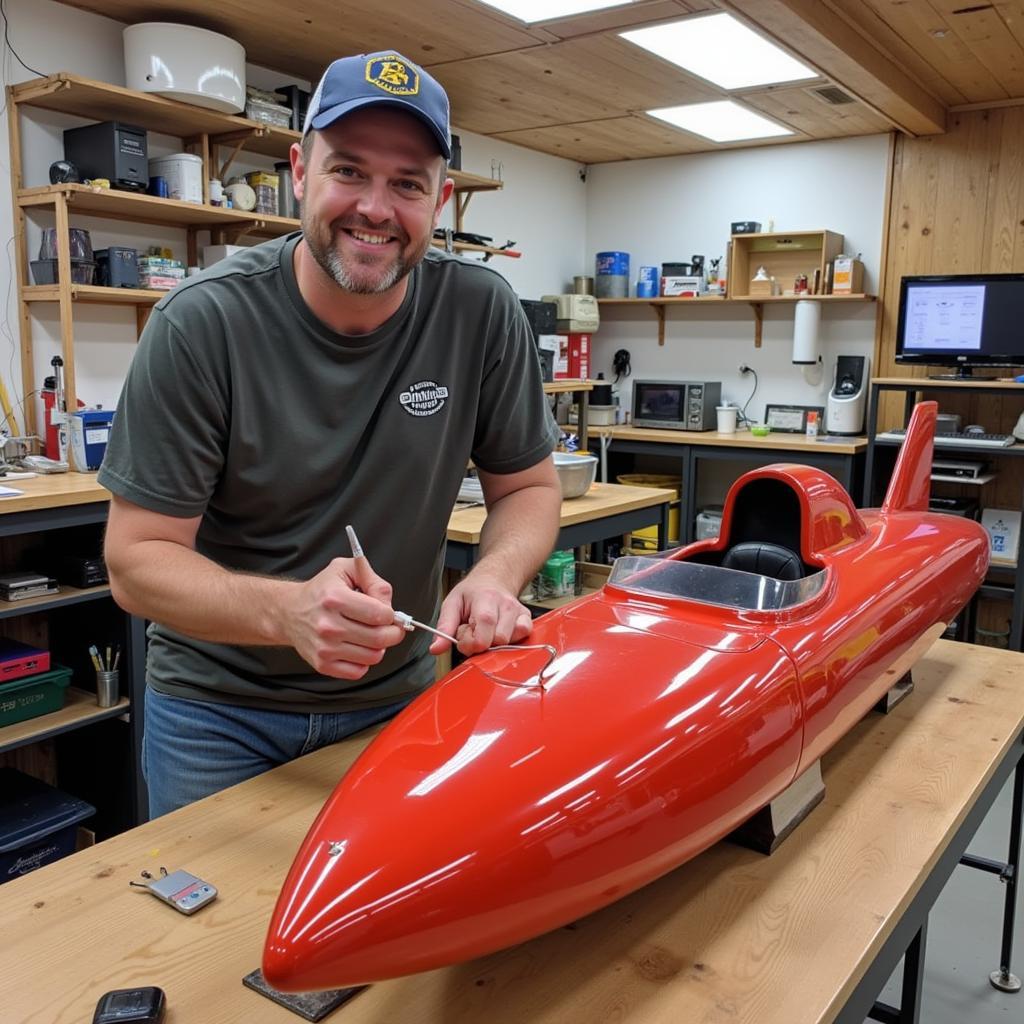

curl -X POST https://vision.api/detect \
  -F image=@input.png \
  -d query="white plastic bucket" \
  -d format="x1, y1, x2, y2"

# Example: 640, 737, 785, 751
149, 153, 203, 205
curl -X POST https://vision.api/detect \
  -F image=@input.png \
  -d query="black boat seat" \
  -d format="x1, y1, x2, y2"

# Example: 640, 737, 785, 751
720, 541, 805, 581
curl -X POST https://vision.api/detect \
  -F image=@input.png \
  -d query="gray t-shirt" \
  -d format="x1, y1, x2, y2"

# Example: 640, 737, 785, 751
99, 233, 560, 712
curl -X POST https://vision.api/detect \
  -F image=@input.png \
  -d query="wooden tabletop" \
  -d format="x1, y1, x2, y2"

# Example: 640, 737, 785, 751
446, 481, 676, 544
1, 638, 1022, 1023
0, 471, 108, 514
594, 425, 867, 454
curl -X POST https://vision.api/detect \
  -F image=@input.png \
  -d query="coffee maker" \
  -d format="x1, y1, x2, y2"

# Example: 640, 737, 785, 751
827, 355, 870, 435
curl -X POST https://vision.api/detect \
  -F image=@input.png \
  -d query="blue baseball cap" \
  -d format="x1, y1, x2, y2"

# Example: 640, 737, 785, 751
303, 51, 452, 160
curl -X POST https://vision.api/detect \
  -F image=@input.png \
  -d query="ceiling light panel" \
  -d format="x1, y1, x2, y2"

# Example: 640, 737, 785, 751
621, 13, 817, 90
474, 0, 634, 23
647, 101, 794, 143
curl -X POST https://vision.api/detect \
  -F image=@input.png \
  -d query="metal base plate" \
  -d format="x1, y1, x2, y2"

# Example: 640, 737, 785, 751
242, 969, 365, 1021
990, 969, 1022, 993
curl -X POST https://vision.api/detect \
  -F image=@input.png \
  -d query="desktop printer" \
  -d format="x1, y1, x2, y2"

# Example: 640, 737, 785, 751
541, 294, 600, 333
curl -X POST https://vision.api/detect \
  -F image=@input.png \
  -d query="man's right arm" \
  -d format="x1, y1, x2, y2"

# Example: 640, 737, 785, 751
104, 495, 406, 679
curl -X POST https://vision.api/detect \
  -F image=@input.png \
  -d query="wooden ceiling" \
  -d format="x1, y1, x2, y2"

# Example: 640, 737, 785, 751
54, 0, 1024, 163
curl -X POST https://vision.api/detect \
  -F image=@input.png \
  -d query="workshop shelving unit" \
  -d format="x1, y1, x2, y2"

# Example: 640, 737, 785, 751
8, 72, 511, 437
863, 376, 1024, 650
0, 484, 147, 835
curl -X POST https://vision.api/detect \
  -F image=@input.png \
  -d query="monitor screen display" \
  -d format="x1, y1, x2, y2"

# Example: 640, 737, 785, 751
895, 274, 1024, 375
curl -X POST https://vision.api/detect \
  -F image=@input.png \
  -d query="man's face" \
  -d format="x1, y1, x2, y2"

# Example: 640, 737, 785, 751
292, 107, 453, 295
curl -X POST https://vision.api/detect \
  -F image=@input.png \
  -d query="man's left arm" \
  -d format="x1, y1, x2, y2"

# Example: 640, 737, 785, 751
432, 457, 561, 654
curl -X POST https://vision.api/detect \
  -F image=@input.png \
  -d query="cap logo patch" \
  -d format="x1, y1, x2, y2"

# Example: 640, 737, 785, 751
366, 56, 420, 96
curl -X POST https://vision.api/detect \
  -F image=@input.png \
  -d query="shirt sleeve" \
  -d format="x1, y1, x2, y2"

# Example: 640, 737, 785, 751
97, 306, 229, 518
470, 297, 561, 474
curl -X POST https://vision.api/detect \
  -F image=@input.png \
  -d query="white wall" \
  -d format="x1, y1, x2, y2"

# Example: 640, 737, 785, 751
585, 135, 890, 420
0, 0, 585, 440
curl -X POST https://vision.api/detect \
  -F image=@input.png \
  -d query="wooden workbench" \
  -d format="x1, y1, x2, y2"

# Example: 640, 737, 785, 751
1, 639, 1021, 1023
446, 480, 675, 545
593, 424, 868, 454
0, 470, 109, 513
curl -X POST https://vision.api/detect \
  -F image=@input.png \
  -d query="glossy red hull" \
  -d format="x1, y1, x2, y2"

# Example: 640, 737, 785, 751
263, 402, 989, 991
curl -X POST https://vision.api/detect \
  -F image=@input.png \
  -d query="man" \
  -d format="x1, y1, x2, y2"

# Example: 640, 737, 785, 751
100, 50, 562, 817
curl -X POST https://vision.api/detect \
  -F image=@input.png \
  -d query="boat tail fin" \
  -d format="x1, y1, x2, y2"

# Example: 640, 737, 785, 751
881, 400, 937, 514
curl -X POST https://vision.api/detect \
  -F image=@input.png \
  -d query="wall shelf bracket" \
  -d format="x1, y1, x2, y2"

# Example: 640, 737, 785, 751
652, 303, 666, 346
749, 302, 764, 347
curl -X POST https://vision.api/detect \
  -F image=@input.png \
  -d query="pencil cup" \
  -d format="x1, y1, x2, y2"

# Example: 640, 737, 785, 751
96, 669, 119, 708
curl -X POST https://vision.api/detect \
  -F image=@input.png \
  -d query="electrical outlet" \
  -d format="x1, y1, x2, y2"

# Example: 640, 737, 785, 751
738, 364, 752, 375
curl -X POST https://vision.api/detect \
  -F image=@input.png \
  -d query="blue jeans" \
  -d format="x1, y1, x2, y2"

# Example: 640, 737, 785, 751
142, 687, 413, 818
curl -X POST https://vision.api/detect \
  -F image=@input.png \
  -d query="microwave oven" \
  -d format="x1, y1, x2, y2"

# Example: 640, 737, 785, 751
632, 379, 722, 431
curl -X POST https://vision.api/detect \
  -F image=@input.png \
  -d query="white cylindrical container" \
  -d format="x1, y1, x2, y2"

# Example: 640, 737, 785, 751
792, 299, 821, 365
716, 405, 737, 433
124, 23, 246, 113
149, 154, 203, 205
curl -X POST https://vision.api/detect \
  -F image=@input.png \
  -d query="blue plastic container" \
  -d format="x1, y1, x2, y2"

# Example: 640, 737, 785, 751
0, 768, 94, 883
637, 265, 658, 298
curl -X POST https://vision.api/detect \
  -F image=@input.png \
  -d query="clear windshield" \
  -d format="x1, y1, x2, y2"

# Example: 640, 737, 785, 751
607, 556, 826, 611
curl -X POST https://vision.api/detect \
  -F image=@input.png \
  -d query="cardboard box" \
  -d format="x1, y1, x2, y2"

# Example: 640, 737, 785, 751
661, 275, 705, 297
550, 333, 591, 379
537, 335, 565, 378
201, 244, 247, 268
832, 256, 864, 295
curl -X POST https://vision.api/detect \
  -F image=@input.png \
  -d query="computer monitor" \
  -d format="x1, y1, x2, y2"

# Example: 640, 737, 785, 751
894, 273, 1024, 378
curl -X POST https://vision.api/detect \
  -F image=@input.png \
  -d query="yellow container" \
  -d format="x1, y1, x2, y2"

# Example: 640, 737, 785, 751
616, 474, 681, 549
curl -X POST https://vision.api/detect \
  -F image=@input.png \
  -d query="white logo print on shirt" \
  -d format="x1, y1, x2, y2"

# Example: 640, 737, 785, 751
399, 381, 449, 417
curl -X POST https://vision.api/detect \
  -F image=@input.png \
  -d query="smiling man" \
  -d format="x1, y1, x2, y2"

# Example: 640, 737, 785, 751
99, 51, 562, 817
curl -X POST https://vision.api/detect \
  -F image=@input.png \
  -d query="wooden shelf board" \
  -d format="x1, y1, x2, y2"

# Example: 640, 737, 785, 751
0, 687, 128, 753
18, 184, 295, 237
22, 284, 165, 305
448, 169, 503, 193
0, 584, 112, 619
729, 294, 876, 303
598, 294, 875, 306
543, 379, 595, 394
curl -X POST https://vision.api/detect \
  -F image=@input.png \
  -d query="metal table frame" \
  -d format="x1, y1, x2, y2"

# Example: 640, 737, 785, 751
839, 729, 1023, 1023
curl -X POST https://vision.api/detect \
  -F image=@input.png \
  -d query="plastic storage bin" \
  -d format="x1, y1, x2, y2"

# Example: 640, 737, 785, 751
695, 505, 724, 540
0, 767, 94, 883
0, 664, 72, 727
616, 474, 681, 549
29, 259, 95, 285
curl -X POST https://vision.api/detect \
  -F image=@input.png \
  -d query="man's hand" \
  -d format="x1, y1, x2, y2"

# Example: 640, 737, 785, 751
433, 573, 532, 656
281, 556, 407, 678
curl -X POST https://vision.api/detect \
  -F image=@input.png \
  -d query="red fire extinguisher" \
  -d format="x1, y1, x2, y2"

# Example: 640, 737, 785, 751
41, 357, 83, 461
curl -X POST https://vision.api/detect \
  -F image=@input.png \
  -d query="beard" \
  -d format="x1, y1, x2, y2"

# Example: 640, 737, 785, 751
301, 208, 431, 295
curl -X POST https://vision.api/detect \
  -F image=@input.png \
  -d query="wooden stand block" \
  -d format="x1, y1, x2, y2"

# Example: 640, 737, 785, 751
729, 760, 825, 855
874, 670, 914, 714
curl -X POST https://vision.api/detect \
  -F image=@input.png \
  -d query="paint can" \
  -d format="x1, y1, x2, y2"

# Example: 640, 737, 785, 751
595, 251, 629, 298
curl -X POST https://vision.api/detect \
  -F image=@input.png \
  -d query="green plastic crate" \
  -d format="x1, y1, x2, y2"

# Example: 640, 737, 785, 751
0, 665, 72, 728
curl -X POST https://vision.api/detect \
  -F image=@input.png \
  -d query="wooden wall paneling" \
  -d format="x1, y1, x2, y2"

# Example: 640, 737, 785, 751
723, 0, 946, 134
537, 0, 708, 40
857, 0, 1005, 104
929, 0, 1024, 98
494, 115, 708, 163
435, 35, 723, 135
742, 85, 892, 137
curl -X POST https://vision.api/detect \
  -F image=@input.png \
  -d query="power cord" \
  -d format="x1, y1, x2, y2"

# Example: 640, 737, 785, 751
0, 0, 44, 78
738, 364, 758, 426
612, 348, 631, 384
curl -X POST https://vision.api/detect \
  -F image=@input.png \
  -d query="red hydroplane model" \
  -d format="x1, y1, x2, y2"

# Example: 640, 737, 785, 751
263, 400, 989, 991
